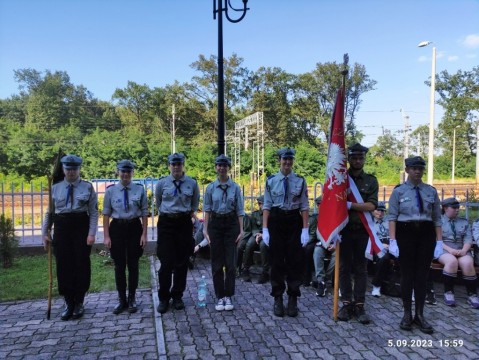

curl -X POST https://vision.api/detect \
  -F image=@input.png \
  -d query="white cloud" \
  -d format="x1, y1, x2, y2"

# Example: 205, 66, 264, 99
418, 55, 428, 62
466, 54, 477, 59
462, 34, 479, 49
448, 55, 459, 62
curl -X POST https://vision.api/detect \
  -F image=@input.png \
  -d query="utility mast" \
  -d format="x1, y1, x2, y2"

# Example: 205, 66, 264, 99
171, 104, 176, 153
401, 109, 411, 182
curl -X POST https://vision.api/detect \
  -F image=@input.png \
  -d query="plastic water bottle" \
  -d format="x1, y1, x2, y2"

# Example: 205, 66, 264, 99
197, 275, 207, 307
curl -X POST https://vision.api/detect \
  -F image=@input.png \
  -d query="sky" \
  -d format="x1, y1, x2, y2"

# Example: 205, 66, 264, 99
1, 0, 478, 148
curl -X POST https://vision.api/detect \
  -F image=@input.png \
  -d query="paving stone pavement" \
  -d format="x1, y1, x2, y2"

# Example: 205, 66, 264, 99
1, 255, 478, 359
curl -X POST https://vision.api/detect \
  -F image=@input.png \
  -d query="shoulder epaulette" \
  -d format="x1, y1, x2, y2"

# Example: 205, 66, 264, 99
106, 184, 115, 189
394, 183, 402, 189
267, 174, 275, 180
158, 176, 167, 180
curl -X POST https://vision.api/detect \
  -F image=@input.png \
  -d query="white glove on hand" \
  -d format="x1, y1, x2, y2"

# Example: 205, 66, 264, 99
301, 228, 309, 247
388, 239, 399, 257
262, 228, 270, 246
434, 240, 443, 259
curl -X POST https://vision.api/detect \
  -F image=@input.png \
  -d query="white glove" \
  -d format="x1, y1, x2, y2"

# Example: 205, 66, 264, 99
347, 201, 352, 210
434, 240, 443, 259
262, 228, 270, 246
301, 228, 309, 247
388, 239, 399, 257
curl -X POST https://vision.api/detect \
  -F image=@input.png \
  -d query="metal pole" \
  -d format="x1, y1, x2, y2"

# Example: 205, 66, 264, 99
217, 5, 225, 155
452, 127, 456, 184
213, 0, 249, 156
427, 47, 436, 185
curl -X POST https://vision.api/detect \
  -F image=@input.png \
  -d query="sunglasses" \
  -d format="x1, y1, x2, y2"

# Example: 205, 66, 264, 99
120, 169, 132, 173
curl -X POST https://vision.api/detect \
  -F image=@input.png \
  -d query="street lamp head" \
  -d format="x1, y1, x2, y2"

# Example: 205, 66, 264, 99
418, 41, 432, 47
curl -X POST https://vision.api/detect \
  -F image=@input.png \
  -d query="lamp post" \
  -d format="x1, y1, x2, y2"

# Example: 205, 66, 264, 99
213, 0, 249, 155
452, 125, 460, 184
418, 41, 436, 185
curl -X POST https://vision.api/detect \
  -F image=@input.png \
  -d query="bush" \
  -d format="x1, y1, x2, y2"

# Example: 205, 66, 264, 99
0, 214, 19, 268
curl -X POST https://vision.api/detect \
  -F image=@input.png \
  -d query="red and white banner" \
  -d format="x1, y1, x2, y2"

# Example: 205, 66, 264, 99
347, 175, 386, 259
317, 88, 349, 248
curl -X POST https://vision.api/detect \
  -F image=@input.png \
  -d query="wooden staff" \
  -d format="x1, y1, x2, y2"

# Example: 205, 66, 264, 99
46, 175, 53, 320
45, 149, 65, 320
333, 54, 349, 321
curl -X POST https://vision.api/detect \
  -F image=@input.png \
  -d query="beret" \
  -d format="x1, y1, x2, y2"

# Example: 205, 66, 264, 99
117, 159, 135, 171
442, 197, 460, 207
168, 153, 185, 164
215, 154, 232, 166
277, 147, 296, 158
405, 156, 426, 168
61, 154, 82, 169
348, 143, 368, 156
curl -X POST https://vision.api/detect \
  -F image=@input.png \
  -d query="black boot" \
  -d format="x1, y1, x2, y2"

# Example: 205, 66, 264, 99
414, 302, 434, 334
287, 296, 298, 317
399, 300, 413, 331
113, 293, 128, 315
61, 296, 74, 321
273, 296, 285, 317
128, 292, 138, 313
72, 302, 85, 319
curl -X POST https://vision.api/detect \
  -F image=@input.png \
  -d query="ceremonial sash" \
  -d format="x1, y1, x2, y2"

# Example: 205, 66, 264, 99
347, 175, 386, 260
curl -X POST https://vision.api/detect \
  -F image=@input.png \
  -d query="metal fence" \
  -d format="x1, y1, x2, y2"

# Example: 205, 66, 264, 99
1, 179, 477, 247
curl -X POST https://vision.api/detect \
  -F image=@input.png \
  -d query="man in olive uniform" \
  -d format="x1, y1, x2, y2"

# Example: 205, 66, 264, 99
42, 154, 99, 320
241, 195, 270, 284
155, 153, 200, 314
337, 143, 378, 324
263, 148, 310, 317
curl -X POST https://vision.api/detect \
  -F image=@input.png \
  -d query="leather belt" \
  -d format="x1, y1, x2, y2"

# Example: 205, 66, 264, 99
399, 221, 432, 228
160, 212, 190, 219
211, 211, 236, 219
112, 218, 139, 224
55, 212, 88, 218
270, 208, 300, 216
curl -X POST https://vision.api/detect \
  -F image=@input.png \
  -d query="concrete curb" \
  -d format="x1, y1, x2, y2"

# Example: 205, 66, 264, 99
149, 255, 167, 359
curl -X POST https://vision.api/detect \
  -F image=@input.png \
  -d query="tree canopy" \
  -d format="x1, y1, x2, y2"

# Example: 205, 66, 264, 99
2, 54, 475, 184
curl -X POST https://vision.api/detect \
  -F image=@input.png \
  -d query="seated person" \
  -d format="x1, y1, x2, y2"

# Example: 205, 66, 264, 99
312, 196, 336, 297
439, 198, 479, 309
241, 196, 270, 284
236, 213, 252, 276
370, 202, 395, 297
188, 218, 208, 268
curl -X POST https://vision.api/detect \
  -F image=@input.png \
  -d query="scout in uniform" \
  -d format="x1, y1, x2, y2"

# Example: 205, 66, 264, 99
103, 160, 148, 314
42, 154, 99, 320
155, 153, 200, 314
337, 143, 378, 325
388, 156, 443, 333
241, 195, 270, 284
262, 147, 309, 317
203, 154, 245, 311
438, 197, 479, 309
312, 196, 336, 297
370, 202, 392, 297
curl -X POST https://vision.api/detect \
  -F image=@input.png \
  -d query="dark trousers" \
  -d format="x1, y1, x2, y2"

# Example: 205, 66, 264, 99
53, 213, 92, 304
303, 242, 316, 283
236, 236, 249, 270
339, 228, 369, 303
396, 221, 436, 310
243, 235, 270, 274
209, 215, 239, 298
268, 210, 303, 297
371, 252, 395, 287
109, 219, 144, 296
157, 215, 193, 302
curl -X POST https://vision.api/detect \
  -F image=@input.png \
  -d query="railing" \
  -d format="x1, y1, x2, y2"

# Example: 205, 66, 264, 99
1, 180, 478, 247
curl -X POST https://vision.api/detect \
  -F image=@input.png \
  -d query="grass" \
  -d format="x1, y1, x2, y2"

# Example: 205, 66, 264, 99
0, 251, 153, 302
